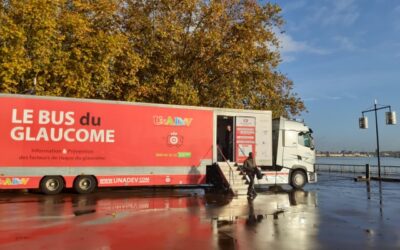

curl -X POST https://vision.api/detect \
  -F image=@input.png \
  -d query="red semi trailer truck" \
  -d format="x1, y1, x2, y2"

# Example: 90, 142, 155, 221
0, 94, 316, 194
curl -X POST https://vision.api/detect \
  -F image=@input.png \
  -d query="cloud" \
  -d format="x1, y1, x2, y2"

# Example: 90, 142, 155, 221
393, 5, 400, 30
281, 0, 360, 34
303, 97, 318, 102
309, 0, 360, 27
303, 93, 358, 102
326, 96, 342, 100
281, 1, 307, 14
302, 96, 340, 102
276, 32, 330, 63
334, 36, 357, 51
281, 54, 296, 63
342, 93, 358, 100
277, 32, 329, 55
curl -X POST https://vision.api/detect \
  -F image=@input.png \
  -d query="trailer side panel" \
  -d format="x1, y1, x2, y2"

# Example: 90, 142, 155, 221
0, 96, 213, 188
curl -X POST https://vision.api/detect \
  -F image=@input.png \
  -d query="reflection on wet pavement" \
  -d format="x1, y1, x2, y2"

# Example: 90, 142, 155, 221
1, 175, 400, 249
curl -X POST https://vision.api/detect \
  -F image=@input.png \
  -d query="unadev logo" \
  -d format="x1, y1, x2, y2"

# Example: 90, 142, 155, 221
167, 132, 183, 147
0, 177, 29, 186
153, 116, 193, 127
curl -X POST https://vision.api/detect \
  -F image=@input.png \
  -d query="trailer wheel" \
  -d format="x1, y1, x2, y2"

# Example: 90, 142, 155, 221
290, 170, 306, 189
74, 175, 97, 194
40, 176, 64, 195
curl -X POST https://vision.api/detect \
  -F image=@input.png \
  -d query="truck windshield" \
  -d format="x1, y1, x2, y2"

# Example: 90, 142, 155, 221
299, 132, 314, 149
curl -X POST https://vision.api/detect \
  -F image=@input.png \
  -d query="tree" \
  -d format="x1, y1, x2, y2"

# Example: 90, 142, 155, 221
0, 0, 305, 117
0, 0, 142, 99
0, 1, 31, 93
122, 0, 304, 116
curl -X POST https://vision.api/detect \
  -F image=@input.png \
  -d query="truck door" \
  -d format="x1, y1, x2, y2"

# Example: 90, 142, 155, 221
282, 129, 300, 168
297, 131, 315, 168
216, 116, 234, 162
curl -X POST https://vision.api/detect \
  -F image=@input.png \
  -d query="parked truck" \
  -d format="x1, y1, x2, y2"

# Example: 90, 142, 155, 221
0, 94, 316, 194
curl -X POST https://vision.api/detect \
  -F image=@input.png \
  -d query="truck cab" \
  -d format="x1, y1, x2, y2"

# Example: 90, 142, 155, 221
268, 117, 316, 188
213, 113, 316, 190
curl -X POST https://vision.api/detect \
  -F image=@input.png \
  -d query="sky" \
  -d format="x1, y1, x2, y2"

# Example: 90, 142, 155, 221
271, 0, 400, 152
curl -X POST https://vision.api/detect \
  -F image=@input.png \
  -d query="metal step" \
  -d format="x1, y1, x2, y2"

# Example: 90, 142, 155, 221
219, 167, 244, 175
220, 172, 246, 180
232, 188, 248, 196
217, 162, 249, 196
230, 183, 248, 189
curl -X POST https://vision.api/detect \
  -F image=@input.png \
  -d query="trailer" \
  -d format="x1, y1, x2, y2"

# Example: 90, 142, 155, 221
0, 94, 316, 194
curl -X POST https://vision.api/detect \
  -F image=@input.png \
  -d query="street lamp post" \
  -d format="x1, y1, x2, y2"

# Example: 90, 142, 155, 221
359, 100, 396, 178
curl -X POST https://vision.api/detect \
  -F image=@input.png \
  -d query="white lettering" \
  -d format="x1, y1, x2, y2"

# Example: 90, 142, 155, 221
50, 127, 63, 142
65, 112, 75, 126
90, 130, 105, 142
36, 127, 49, 141
11, 109, 22, 124
12, 109, 33, 124
106, 130, 115, 143
39, 110, 75, 125
10, 127, 116, 143
64, 128, 75, 142
25, 127, 35, 141
10, 127, 24, 140
76, 129, 89, 142
23, 109, 33, 124
38, 110, 50, 124
51, 111, 64, 125
112, 177, 150, 184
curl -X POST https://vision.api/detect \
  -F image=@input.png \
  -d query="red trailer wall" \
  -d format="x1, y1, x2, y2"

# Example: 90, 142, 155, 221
0, 96, 213, 168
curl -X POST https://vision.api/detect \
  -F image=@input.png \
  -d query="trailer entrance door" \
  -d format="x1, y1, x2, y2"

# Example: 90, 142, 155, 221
216, 116, 234, 162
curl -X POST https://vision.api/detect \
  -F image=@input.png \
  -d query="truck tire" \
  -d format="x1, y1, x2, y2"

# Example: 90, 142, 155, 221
40, 176, 64, 195
290, 170, 306, 189
74, 175, 97, 194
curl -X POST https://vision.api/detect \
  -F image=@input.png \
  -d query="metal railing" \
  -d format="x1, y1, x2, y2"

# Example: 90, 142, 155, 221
316, 163, 400, 177
216, 146, 236, 185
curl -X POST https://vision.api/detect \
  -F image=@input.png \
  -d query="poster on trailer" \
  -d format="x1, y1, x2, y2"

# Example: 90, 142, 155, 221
235, 116, 256, 163
0, 96, 214, 167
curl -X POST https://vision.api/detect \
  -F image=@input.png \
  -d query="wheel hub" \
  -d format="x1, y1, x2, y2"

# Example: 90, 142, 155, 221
295, 175, 304, 185
79, 179, 91, 190
46, 180, 59, 191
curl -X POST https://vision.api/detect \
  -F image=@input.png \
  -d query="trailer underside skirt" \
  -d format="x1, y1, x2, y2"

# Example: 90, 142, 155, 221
0, 174, 207, 189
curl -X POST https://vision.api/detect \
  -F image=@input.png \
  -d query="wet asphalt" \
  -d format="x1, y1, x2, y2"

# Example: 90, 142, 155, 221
0, 174, 400, 250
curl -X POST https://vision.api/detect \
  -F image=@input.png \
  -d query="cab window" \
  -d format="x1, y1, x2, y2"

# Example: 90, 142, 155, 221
298, 132, 313, 148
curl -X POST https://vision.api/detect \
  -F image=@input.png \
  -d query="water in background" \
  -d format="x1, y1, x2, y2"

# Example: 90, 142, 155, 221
317, 157, 400, 167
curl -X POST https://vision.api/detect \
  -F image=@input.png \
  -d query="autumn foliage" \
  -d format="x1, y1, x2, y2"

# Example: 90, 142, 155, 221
0, 0, 305, 117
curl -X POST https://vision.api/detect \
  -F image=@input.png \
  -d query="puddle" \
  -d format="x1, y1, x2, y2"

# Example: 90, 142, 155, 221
1, 176, 400, 249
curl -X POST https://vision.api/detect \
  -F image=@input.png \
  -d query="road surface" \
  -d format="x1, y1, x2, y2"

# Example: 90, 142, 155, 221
0, 174, 399, 249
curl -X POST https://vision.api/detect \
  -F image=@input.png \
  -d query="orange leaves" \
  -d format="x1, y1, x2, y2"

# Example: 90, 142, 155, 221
0, 0, 304, 117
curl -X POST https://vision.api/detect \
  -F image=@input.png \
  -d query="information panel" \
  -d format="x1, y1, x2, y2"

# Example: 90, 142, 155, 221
235, 116, 256, 163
